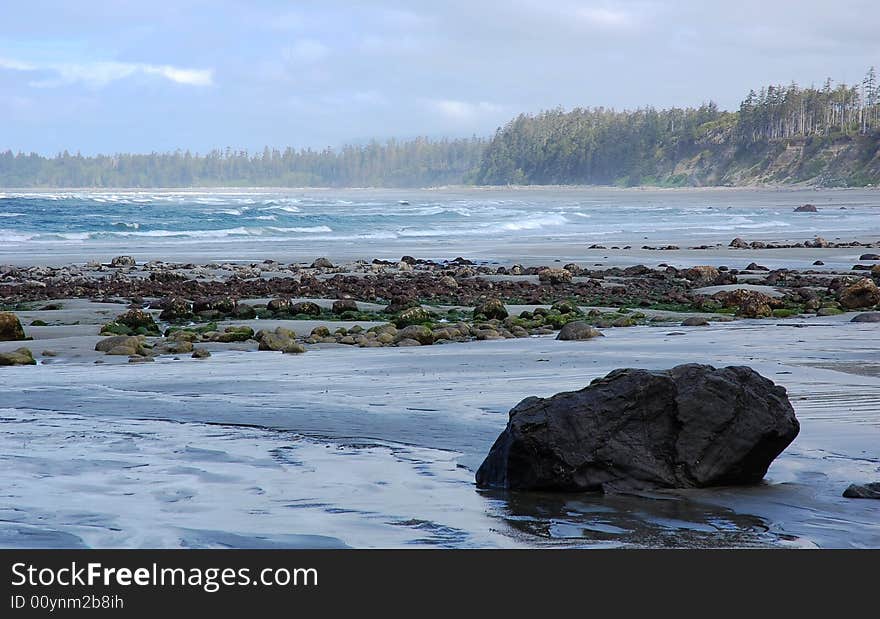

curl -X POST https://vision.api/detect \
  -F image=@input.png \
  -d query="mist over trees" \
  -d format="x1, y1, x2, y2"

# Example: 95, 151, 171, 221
0, 137, 486, 188
2, 68, 879, 188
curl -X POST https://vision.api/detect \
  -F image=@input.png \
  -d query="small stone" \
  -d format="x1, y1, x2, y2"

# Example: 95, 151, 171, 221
842, 482, 880, 499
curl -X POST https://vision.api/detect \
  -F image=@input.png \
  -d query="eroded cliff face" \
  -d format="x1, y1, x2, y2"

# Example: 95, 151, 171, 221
665, 134, 880, 187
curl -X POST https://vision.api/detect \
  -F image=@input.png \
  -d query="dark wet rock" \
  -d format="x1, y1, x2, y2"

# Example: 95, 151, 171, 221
191, 348, 211, 359
851, 312, 880, 323
311, 257, 334, 269
745, 263, 769, 271
813, 260, 825, 266
556, 321, 603, 341
282, 342, 307, 354
729, 237, 749, 249
291, 301, 322, 316
332, 299, 358, 314
384, 295, 419, 314
794, 204, 818, 212
842, 482, 880, 499
157, 297, 194, 321
395, 338, 422, 346
232, 304, 257, 319
476, 364, 799, 492
0, 312, 27, 341
193, 296, 237, 315
110, 255, 136, 267
681, 316, 709, 326
838, 277, 880, 309
0, 347, 36, 366
859, 253, 880, 261
475, 298, 508, 320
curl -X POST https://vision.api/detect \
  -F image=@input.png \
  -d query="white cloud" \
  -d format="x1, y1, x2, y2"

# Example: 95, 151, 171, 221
425, 99, 505, 122
0, 57, 213, 87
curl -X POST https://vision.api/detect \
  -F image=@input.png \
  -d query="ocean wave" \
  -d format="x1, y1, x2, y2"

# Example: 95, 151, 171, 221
500, 214, 569, 231
0, 212, 25, 218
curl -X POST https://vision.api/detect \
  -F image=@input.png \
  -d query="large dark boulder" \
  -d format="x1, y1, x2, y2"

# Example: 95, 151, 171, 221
476, 364, 799, 493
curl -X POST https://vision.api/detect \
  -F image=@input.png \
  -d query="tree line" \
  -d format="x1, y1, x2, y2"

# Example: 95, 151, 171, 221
1, 68, 878, 188
0, 137, 486, 188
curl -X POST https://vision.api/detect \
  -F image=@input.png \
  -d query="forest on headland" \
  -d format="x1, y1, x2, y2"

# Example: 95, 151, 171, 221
2, 69, 880, 188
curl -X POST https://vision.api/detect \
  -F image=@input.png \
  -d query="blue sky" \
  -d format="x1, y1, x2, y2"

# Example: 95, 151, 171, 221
1, 1, 878, 154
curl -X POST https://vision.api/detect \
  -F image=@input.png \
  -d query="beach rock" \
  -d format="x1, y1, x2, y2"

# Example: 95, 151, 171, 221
794, 204, 818, 212
311, 257, 334, 269
813, 260, 825, 265
745, 263, 769, 271
682, 266, 720, 283
851, 312, 880, 323
805, 236, 830, 248
258, 327, 297, 351
104, 308, 160, 336
475, 364, 799, 492
393, 306, 431, 327
395, 325, 434, 345
538, 268, 572, 285
193, 296, 237, 316
0, 312, 27, 341
842, 482, 880, 499
267, 298, 292, 313
729, 237, 749, 249
332, 299, 358, 314
291, 301, 322, 316
681, 316, 709, 326
551, 300, 580, 315
859, 253, 880, 261
110, 255, 136, 267
556, 321, 603, 341
128, 355, 154, 363
310, 326, 330, 337
475, 298, 508, 320
0, 347, 36, 366
440, 275, 458, 288
282, 343, 307, 354
158, 297, 193, 321
191, 348, 211, 359
95, 335, 144, 355
838, 278, 880, 309
395, 338, 422, 347
397, 261, 413, 272
713, 289, 774, 318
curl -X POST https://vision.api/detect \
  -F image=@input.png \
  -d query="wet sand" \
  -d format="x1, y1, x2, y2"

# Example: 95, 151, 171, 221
1, 312, 878, 548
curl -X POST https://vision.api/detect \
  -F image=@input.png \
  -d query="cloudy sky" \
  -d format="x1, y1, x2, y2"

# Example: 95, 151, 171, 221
1, 1, 878, 154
